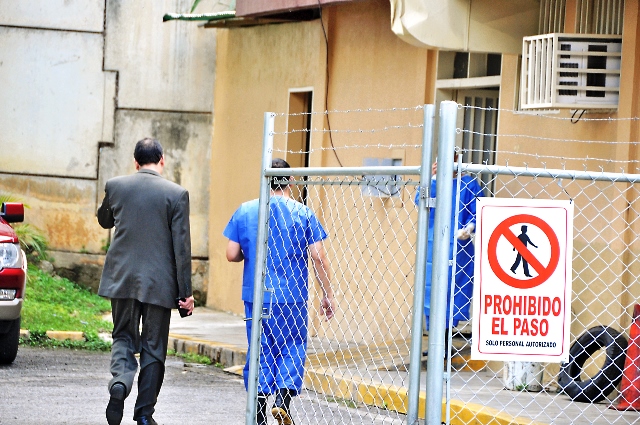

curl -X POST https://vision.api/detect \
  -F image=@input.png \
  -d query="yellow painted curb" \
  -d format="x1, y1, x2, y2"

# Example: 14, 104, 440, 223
304, 367, 548, 425
448, 399, 548, 425
224, 365, 244, 376
46, 331, 85, 341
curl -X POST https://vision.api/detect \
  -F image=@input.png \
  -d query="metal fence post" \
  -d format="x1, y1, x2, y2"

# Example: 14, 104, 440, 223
425, 101, 457, 425
407, 104, 435, 424
245, 112, 275, 425
445, 171, 463, 425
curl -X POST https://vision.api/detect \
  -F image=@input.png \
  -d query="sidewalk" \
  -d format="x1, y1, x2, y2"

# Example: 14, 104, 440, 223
168, 307, 638, 425
167, 307, 517, 424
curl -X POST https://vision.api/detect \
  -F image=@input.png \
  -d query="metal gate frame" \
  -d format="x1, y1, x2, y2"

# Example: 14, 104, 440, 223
244, 103, 464, 425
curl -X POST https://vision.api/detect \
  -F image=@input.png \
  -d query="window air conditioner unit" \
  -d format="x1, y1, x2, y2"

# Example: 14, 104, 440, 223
520, 33, 622, 110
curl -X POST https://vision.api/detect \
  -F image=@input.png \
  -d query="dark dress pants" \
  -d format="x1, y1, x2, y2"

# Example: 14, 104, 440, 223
109, 298, 171, 420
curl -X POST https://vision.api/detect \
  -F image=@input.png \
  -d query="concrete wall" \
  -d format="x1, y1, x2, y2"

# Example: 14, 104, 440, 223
0, 0, 220, 304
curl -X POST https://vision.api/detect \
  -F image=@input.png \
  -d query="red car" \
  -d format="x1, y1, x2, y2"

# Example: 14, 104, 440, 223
0, 202, 26, 364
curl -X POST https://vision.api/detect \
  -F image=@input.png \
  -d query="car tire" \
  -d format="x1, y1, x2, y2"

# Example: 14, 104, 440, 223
0, 317, 21, 364
558, 325, 628, 403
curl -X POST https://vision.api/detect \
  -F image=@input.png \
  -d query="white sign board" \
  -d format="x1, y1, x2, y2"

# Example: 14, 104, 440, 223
471, 198, 574, 362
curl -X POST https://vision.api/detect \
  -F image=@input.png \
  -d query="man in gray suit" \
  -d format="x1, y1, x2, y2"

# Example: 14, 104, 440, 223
97, 138, 194, 425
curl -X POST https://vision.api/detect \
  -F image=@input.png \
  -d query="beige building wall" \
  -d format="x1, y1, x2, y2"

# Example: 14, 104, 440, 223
209, 0, 435, 343
210, 0, 640, 346
209, 19, 328, 315
316, 2, 430, 342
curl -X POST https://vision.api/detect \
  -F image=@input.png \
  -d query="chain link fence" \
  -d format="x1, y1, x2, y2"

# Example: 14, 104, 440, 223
446, 162, 640, 425
244, 103, 640, 425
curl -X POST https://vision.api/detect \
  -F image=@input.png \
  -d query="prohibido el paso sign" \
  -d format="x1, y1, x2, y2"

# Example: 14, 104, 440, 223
471, 198, 574, 362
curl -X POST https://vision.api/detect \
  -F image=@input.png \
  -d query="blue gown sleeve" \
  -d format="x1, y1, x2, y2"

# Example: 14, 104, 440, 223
459, 177, 484, 229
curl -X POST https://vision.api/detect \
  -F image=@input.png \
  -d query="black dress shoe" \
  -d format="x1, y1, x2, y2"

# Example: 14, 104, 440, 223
137, 416, 158, 425
106, 383, 126, 425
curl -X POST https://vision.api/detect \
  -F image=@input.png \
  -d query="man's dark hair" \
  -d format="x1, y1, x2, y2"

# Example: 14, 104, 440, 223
134, 138, 163, 166
271, 158, 291, 191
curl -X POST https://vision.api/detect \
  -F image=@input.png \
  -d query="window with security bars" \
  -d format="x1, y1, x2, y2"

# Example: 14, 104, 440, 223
537, 0, 624, 35
576, 0, 624, 35
456, 91, 498, 194
539, 0, 566, 34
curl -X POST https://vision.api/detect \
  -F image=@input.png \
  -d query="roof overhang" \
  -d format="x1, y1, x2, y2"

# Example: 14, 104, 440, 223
163, 6, 322, 28
235, 0, 356, 18
204, 9, 320, 28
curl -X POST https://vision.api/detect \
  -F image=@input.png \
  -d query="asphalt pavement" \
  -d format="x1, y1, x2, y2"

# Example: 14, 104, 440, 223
0, 346, 246, 424
12, 307, 639, 424
0, 346, 405, 425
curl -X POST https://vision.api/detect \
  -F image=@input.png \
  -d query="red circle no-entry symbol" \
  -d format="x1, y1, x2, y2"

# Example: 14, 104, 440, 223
487, 214, 560, 289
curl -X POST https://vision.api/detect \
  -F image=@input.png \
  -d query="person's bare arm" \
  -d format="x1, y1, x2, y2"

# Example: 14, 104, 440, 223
309, 241, 334, 320
226, 240, 244, 262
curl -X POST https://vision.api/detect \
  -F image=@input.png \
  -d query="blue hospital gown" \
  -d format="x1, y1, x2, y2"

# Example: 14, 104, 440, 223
415, 174, 484, 330
223, 195, 327, 394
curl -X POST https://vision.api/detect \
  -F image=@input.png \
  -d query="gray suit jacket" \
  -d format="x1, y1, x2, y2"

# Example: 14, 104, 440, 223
97, 169, 192, 309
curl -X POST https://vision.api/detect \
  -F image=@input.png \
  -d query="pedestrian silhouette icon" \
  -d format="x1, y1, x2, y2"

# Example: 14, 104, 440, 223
510, 225, 538, 277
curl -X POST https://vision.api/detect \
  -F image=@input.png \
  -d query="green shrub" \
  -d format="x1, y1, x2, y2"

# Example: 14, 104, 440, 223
14, 223, 49, 264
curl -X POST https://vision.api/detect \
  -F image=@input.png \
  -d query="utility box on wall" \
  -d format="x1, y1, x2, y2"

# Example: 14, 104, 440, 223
520, 33, 622, 110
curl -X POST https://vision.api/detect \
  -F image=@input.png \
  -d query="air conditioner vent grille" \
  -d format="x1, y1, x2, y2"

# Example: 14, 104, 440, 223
521, 33, 621, 109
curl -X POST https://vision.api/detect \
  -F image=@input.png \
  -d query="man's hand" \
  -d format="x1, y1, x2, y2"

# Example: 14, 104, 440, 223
179, 296, 195, 315
320, 296, 335, 321
456, 223, 475, 240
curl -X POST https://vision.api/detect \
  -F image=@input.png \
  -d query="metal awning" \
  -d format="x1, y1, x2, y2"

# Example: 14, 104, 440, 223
163, 11, 236, 22
163, 9, 320, 28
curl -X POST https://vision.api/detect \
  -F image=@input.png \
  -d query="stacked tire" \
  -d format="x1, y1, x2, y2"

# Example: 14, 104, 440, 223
558, 326, 628, 403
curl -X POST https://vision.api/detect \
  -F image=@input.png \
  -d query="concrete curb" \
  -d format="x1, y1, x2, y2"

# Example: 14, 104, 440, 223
167, 334, 548, 425
21, 329, 112, 343
45, 330, 85, 341
168, 333, 247, 367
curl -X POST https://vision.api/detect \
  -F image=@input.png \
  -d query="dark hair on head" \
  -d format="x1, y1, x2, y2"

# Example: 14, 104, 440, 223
271, 158, 291, 191
134, 138, 163, 166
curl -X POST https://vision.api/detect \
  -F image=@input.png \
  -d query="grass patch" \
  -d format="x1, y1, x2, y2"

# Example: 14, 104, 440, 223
167, 349, 217, 366
325, 396, 358, 409
20, 265, 113, 351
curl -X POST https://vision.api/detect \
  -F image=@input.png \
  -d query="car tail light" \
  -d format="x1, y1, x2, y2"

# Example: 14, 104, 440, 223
0, 203, 24, 223
0, 243, 22, 269
0, 289, 16, 301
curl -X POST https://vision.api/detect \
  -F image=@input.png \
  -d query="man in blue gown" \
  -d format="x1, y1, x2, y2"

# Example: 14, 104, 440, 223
415, 153, 484, 353
224, 158, 335, 425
